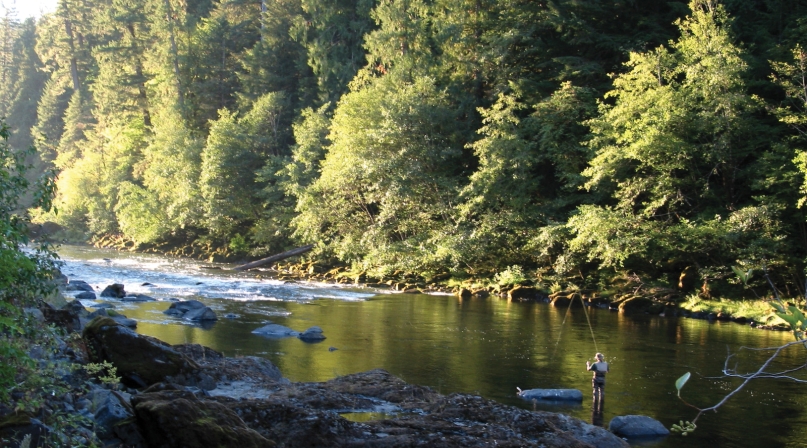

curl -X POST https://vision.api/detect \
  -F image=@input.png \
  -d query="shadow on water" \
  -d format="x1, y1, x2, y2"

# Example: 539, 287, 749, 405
56, 245, 807, 448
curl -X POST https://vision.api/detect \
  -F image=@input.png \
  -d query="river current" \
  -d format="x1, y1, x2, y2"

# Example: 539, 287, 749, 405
55, 245, 807, 447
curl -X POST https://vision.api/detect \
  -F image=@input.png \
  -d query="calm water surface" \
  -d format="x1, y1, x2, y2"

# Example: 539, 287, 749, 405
56, 245, 807, 447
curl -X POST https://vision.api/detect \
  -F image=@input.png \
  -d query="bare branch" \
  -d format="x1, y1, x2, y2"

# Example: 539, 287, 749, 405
684, 338, 807, 424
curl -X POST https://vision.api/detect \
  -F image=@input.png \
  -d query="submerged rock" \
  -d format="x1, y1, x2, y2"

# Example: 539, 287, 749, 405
517, 388, 583, 402
298, 326, 326, 342
121, 294, 156, 302
252, 323, 300, 338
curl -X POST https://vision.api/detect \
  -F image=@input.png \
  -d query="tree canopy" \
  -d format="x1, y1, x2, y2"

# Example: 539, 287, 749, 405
6, 0, 807, 294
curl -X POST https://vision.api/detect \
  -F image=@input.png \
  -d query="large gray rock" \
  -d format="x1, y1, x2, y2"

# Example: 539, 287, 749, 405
517, 388, 583, 402
82, 316, 199, 388
252, 323, 299, 338
609, 415, 670, 438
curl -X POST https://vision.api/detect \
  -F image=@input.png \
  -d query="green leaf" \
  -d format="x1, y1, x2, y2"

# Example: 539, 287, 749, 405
731, 266, 747, 283
675, 372, 691, 396
777, 312, 798, 327
788, 306, 805, 324
771, 302, 786, 313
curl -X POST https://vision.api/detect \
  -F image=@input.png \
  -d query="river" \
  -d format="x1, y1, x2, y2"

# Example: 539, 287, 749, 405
55, 245, 806, 447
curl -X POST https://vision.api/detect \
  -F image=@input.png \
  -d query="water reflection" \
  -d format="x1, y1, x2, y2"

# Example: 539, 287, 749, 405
56, 245, 807, 448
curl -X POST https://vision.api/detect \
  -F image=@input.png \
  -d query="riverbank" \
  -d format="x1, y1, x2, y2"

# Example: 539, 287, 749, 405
34, 224, 788, 332
75, 235, 794, 332
226, 261, 791, 332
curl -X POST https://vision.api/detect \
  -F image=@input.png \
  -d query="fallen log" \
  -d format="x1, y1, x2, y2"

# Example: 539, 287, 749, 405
233, 245, 314, 271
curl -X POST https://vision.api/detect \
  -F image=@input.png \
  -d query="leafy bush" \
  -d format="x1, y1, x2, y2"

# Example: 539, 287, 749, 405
494, 265, 527, 287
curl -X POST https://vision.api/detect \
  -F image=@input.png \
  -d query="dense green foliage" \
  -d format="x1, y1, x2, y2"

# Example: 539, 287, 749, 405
7, 0, 807, 295
0, 119, 57, 402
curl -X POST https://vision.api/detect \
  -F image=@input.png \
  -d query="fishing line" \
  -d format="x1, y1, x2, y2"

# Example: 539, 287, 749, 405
551, 294, 575, 358
551, 293, 600, 358
580, 295, 599, 354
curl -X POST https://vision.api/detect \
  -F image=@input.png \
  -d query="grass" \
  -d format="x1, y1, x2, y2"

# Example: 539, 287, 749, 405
679, 294, 790, 325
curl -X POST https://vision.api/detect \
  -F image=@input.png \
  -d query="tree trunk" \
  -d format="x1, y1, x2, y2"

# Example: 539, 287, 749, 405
233, 245, 314, 271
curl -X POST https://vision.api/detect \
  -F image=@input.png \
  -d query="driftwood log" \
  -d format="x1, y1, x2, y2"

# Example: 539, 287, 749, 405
233, 245, 314, 271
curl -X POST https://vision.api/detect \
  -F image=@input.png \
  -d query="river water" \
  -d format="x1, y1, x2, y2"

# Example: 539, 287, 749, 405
55, 245, 807, 447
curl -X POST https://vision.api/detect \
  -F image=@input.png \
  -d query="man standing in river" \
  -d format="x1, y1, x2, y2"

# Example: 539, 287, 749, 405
586, 353, 609, 415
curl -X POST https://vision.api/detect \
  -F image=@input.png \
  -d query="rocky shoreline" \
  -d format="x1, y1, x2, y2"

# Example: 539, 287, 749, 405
52, 231, 786, 331
242, 263, 788, 331
3, 298, 646, 448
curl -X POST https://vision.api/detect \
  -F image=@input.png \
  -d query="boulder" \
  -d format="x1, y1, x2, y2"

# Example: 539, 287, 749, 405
164, 299, 204, 315
39, 301, 83, 333
87, 309, 137, 328
298, 326, 326, 342
508, 286, 540, 301
100, 284, 126, 298
182, 306, 218, 322
550, 294, 578, 307
66, 280, 94, 292
75, 291, 97, 300
517, 388, 583, 402
608, 415, 670, 438
87, 389, 140, 442
131, 390, 274, 448
457, 288, 472, 299
252, 323, 300, 338
164, 299, 217, 322
82, 317, 199, 387
617, 297, 654, 314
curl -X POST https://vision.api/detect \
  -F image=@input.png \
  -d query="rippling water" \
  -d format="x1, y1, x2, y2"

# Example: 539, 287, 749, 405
56, 245, 807, 447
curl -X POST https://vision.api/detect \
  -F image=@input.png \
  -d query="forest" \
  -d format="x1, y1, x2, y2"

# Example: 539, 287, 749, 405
4, 0, 807, 297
